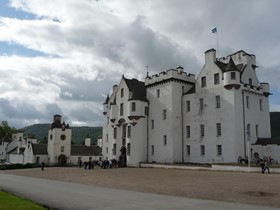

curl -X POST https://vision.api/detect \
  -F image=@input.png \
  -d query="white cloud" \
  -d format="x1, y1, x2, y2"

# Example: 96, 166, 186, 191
0, 0, 280, 128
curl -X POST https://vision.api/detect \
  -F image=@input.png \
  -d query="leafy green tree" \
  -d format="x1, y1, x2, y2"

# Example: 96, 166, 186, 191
0, 121, 17, 140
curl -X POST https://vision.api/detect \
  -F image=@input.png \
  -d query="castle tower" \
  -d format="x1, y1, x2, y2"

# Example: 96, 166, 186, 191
47, 115, 72, 165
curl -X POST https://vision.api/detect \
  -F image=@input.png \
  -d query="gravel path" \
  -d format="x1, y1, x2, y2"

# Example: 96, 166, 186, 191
1, 167, 279, 208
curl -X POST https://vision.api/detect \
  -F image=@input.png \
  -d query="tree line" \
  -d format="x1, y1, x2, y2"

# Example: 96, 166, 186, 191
0, 121, 17, 141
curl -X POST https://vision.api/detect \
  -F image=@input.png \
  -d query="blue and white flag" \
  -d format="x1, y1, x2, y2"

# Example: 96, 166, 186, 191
212, 27, 217, 33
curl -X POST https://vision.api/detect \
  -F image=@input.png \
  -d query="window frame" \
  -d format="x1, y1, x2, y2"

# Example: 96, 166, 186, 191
186, 100, 190, 112
217, 145, 222, 156
200, 145, 205, 156
216, 123, 221, 136
214, 73, 220, 85
216, 95, 221, 108
201, 76, 206, 87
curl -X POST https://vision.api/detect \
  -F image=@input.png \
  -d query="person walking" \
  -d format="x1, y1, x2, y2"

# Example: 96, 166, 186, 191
262, 160, 270, 174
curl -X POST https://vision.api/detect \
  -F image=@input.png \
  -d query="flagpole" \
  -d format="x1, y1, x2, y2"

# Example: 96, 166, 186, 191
212, 27, 219, 58
216, 30, 219, 58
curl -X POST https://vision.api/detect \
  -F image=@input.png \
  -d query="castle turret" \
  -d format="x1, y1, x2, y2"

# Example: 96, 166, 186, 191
223, 58, 241, 90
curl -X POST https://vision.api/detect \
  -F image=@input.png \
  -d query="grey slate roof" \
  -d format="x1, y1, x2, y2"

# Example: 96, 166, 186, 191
215, 59, 244, 73
71, 145, 102, 156
32, 144, 48, 155
124, 78, 148, 102
253, 138, 280, 146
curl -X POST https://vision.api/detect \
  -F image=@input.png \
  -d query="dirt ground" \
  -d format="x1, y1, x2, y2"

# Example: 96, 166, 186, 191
1, 167, 279, 208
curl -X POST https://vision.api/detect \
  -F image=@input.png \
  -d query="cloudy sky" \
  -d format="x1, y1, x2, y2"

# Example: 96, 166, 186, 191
0, 0, 280, 129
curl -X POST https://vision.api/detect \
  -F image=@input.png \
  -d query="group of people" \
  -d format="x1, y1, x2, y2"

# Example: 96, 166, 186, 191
79, 159, 120, 170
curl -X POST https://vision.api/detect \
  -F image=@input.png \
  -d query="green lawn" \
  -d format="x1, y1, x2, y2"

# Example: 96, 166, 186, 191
0, 190, 46, 210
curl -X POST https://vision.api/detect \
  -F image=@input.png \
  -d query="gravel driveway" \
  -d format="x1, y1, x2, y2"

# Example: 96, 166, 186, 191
1, 167, 279, 208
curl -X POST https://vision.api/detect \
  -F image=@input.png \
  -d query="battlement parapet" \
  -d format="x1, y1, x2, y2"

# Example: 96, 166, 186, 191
145, 67, 195, 86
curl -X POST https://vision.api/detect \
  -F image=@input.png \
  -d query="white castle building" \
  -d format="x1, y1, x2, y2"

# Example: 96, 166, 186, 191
1, 115, 102, 165
102, 49, 279, 166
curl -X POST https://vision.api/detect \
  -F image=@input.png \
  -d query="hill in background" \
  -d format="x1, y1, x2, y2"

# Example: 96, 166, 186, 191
22, 124, 102, 145
20, 112, 280, 144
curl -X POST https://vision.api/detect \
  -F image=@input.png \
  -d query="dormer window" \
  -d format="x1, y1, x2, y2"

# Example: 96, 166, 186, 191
121, 88, 124, 97
249, 78, 252, 86
231, 72, 236, 80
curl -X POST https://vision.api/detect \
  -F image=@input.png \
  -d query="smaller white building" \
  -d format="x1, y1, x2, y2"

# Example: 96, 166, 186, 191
3, 115, 102, 165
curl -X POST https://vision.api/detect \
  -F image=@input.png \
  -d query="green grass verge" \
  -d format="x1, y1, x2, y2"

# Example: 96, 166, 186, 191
0, 190, 46, 210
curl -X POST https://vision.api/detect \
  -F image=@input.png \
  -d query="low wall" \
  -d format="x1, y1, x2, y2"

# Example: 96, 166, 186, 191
140, 163, 280, 173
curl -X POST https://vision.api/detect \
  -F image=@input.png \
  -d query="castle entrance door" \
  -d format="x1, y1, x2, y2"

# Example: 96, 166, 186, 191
58, 154, 67, 166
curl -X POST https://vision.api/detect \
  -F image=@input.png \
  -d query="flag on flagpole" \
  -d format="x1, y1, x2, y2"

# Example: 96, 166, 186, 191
212, 27, 217, 33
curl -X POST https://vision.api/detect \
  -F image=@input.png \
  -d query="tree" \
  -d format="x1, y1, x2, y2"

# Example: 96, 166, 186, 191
0, 121, 17, 140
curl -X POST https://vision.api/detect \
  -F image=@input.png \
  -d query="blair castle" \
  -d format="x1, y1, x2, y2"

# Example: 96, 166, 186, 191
102, 48, 279, 166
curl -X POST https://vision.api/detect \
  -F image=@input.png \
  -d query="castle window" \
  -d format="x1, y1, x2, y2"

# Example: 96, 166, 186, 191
113, 127, 117, 139
151, 120, 154, 129
186, 145, 190, 155
106, 147, 108, 154
200, 145, 205, 156
60, 134, 66, 141
217, 145, 222, 156
216, 95, 221, 108
247, 124, 251, 137
231, 72, 236, 80
186, 101, 190, 112
249, 78, 252, 86
61, 146, 64, 152
259, 99, 263, 111
163, 135, 167, 146
200, 124, 205, 137
246, 96, 250, 109
113, 143, 116, 155
127, 143, 131, 156
256, 125, 259, 138
145, 106, 149, 116
120, 103, 124, 116
214, 73, 219, 85
163, 109, 167, 120
106, 134, 108, 142
216, 123, 221, 136
122, 125, 127, 139
186, 125, 190, 138
151, 145, 155, 155
157, 89, 160, 98
201, 76, 206, 87
127, 125, 131, 138
199, 98, 204, 110
50, 134, 53, 140
121, 88, 124, 97
131, 102, 136, 112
